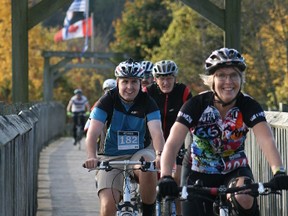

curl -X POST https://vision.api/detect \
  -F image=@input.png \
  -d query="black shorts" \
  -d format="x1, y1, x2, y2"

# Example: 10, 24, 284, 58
182, 167, 255, 216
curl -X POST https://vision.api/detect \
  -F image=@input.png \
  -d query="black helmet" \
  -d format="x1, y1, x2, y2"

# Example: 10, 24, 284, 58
115, 58, 144, 78
205, 48, 246, 75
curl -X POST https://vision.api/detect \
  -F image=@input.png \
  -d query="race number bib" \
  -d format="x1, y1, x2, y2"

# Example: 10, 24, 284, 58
222, 151, 248, 174
117, 131, 140, 150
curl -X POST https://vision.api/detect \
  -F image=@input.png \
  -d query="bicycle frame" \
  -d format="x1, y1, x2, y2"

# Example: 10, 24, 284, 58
87, 158, 157, 216
156, 194, 176, 216
73, 112, 85, 150
116, 162, 139, 216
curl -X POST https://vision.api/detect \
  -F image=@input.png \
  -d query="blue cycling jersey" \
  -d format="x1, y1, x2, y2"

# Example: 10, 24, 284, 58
90, 88, 160, 156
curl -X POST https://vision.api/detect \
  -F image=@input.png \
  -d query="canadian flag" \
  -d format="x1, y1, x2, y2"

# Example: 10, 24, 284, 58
54, 17, 92, 43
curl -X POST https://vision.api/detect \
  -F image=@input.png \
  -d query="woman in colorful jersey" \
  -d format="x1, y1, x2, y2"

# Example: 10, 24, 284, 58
84, 58, 165, 216
143, 60, 192, 215
158, 48, 286, 216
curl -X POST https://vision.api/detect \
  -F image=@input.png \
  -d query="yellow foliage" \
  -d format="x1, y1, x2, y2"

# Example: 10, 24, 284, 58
258, 7, 288, 105
0, 0, 67, 102
0, 0, 12, 101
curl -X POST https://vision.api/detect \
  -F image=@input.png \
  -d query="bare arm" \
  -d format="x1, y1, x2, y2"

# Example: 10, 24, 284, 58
253, 121, 284, 174
161, 122, 189, 177
85, 102, 91, 111
147, 119, 165, 168
84, 118, 104, 168
66, 100, 72, 112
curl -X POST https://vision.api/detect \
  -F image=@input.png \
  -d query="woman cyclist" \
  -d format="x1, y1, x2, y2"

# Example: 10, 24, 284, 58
158, 48, 286, 216
84, 58, 165, 216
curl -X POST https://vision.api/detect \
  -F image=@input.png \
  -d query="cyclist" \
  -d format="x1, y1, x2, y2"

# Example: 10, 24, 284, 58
158, 48, 287, 216
67, 89, 90, 145
141, 60, 154, 88
102, 78, 117, 93
84, 78, 117, 144
143, 59, 192, 215
84, 58, 165, 216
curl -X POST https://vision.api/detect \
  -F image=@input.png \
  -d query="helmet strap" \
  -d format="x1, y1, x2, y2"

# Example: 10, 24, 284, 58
213, 91, 240, 107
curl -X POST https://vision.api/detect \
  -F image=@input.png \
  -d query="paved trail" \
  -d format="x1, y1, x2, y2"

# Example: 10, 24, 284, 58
37, 137, 100, 216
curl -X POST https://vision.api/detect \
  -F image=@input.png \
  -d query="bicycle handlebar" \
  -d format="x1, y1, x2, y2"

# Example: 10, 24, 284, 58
180, 175, 288, 199
83, 156, 157, 172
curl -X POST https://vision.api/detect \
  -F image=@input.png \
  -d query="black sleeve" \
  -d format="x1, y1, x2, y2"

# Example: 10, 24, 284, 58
238, 93, 266, 127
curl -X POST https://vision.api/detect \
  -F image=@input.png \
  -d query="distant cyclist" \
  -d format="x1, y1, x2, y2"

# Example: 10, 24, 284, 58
158, 48, 287, 216
102, 78, 117, 93
143, 59, 192, 215
141, 60, 154, 89
84, 78, 117, 146
67, 89, 90, 145
84, 58, 165, 216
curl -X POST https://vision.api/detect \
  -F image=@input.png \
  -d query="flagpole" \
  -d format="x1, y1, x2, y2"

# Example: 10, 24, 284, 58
91, 12, 95, 63
83, 0, 89, 53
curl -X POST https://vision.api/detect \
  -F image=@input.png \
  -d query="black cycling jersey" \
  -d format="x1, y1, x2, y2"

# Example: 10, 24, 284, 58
145, 82, 192, 140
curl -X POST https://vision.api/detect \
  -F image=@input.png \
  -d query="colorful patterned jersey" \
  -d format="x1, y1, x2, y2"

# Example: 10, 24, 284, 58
176, 91, 266, 174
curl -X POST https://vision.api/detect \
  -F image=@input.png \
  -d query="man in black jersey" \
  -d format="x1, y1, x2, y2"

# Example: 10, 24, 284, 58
143, 60, 192, 215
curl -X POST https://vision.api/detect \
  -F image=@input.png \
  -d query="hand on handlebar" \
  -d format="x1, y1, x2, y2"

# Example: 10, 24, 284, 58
269, 172, 288, 190
158, 175, 178, 198
85, 111, 90, 117
83, 157, 98, 169
67, 111, 73, 117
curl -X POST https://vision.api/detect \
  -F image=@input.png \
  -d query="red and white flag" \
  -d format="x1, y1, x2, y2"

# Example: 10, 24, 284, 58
54, 17, 92, 43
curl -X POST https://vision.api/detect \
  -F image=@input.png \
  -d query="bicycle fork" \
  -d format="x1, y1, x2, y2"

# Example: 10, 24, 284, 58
215, 194, 229, 216
117, 165, 139, 215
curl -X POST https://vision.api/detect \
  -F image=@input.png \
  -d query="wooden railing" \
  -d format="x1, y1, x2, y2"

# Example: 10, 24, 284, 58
0, 102, 65, 216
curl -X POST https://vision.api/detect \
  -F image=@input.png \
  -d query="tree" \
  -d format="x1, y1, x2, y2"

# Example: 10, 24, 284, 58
242, 0, 288, 109
110, 0, 172, 60
150, 2, 222, 95
0, 0, 12, 102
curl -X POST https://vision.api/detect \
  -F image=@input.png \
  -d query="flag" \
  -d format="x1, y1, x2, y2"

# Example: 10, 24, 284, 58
54, 17, 92, 43
63, 0, 88, 38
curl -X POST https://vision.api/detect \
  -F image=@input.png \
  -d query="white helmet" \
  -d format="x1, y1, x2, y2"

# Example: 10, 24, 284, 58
103, 79, 116, 91
152, 60, 178, 77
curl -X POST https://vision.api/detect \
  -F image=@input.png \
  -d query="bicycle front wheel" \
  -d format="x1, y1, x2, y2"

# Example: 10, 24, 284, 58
163, 197, 176, 216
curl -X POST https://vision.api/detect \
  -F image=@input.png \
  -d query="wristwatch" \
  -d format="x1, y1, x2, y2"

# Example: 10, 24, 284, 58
156, 151, 162, 156
273, 166, 286, 175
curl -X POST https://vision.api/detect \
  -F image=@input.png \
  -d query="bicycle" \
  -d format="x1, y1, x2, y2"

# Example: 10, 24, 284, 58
67, 111, 87, 150
157, 175, 288, 216
84, 157, 157, 216
155, 148, 187, 216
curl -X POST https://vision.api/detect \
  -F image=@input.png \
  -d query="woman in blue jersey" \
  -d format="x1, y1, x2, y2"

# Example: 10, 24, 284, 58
84, 58, 165, 216
158, 48, 286, 216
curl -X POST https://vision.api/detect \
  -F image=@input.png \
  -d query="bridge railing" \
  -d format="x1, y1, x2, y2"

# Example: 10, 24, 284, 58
0, 104, 287, 215
0, 102, 65, 216
246, 111, 288, 215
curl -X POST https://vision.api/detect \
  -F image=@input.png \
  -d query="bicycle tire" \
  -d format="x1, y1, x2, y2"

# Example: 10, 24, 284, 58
163, 197, 176, 216
76, 126, 83, 150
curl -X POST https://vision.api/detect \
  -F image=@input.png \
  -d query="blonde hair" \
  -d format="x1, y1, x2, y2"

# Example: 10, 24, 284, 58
200, 67, 246, 90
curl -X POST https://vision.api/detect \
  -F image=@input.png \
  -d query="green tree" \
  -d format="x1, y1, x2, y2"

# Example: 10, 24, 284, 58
110, 0, 172, 60
150, 2, 222, 95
